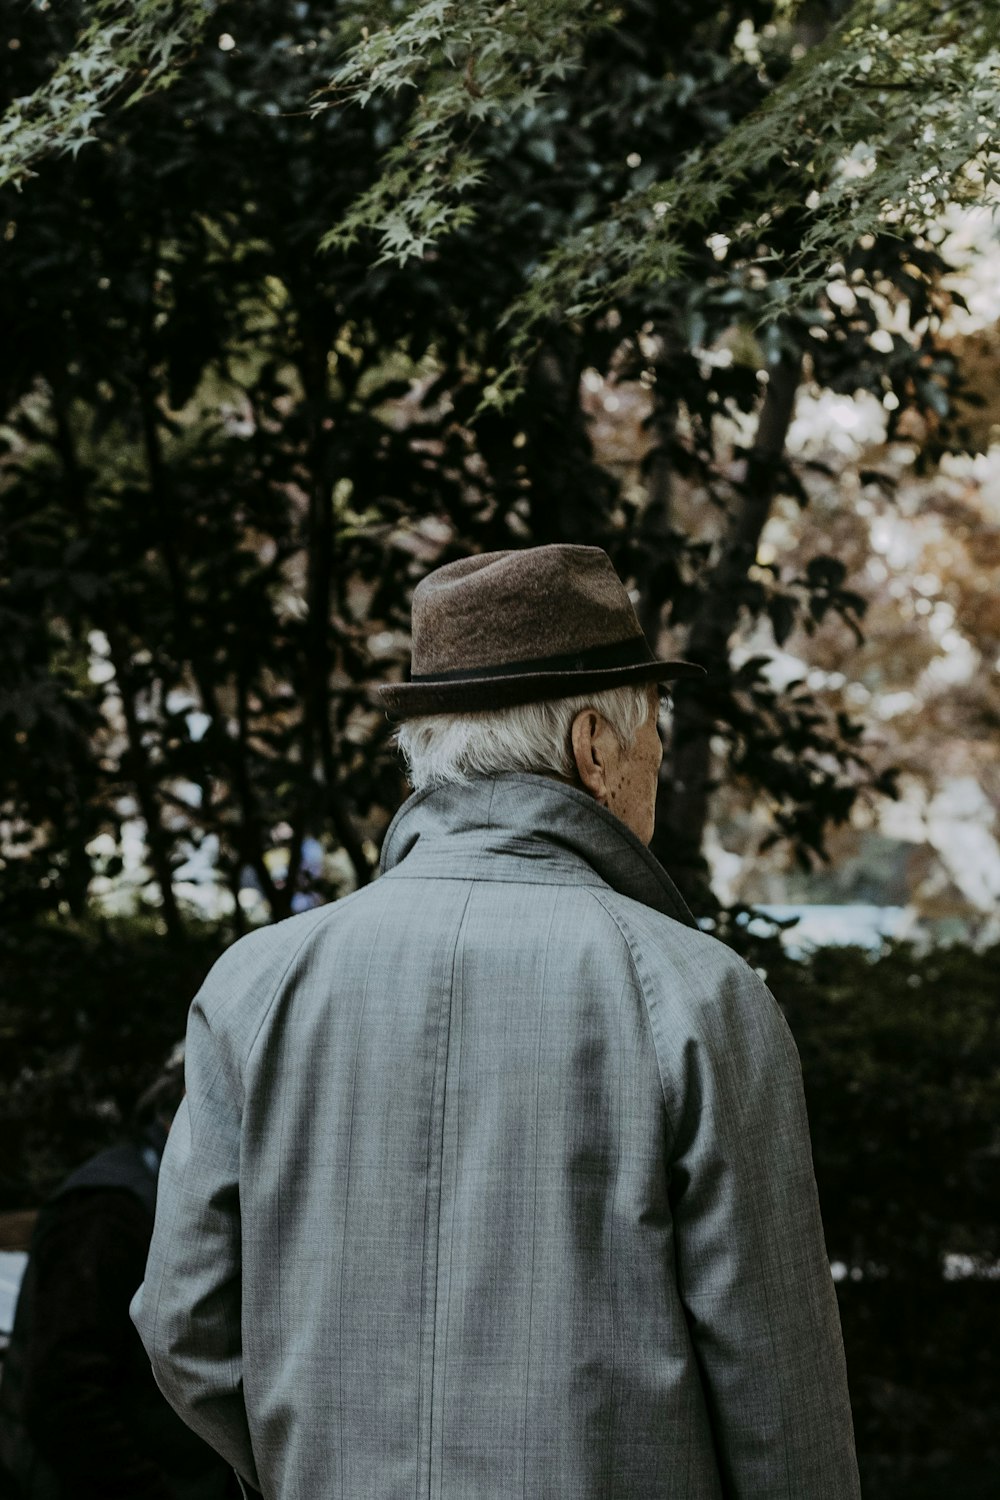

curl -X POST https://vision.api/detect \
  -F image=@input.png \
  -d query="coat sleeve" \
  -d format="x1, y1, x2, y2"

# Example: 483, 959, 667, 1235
130, 959, 261, 1495
662, 952, 861, 1500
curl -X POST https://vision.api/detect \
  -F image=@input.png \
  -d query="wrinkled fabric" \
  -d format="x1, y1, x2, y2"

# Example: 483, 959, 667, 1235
132, 773, 860, 1500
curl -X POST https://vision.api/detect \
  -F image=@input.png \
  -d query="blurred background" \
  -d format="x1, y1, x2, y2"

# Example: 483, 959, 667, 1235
1, 2, 998, 1496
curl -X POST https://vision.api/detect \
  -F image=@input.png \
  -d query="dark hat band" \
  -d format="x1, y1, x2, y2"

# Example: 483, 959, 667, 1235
409, 635, 652, 685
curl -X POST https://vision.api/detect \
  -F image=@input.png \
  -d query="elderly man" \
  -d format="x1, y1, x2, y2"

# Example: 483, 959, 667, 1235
131, 544, 861, 1499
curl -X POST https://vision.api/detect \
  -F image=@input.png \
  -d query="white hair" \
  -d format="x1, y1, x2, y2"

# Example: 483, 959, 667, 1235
394, 682, 659, 791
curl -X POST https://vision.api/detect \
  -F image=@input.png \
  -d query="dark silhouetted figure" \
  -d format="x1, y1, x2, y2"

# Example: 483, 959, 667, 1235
0, 1053, 238, 1500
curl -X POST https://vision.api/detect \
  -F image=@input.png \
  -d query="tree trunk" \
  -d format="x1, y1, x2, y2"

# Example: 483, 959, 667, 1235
524, 332, 616, 545
136, 255, 282, 916
105, 625, 187, 943
635, 386, 678, 644
656, 352, 802, 906
280, 322, 372, 915
49, 389, 186, 944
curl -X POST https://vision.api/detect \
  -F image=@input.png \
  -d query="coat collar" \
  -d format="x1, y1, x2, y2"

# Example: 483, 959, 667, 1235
379, 772, 697, 929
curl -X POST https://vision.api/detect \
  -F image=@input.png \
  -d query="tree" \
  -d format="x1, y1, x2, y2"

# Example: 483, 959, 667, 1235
4, 17, 998, 1484
0, 0, 990, 922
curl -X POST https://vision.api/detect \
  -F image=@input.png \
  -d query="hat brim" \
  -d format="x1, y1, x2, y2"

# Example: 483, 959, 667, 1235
371, 658, 706, 721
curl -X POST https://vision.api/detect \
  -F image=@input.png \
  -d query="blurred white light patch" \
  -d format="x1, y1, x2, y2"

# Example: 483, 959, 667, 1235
85, 832, 117, 858
937, 202, 1000, 335
169, 780, 203, 809
806, 668, 847, 691
876, 690, 917, 719
788, 389, 886, 459
173, 832, 219, 883
870, 516, 921, 569
186, 711, 212, 742
704, 832, 743, 907
730, 647, 808, 689
0, 1252, 27, 1334
826, 281, 857, 313
88, 659, 115, 684
697, 346, 734, 368
746, 904, 910, 953
926, 777, 1000, 912
368, 630, 407, 660
942, 1253, 1000, 1282
879, 778, 930, 843
831, 1255, 1000, 1283
921, 630, 979, 686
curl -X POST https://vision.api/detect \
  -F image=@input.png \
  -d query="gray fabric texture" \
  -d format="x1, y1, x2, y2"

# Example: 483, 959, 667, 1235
131, 772, 861, 1500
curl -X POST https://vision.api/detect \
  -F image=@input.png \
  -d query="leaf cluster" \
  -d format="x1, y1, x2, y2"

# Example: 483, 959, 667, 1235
313, 0, 611, 263
0, 0, 215, 191
491, 0, 1000, 397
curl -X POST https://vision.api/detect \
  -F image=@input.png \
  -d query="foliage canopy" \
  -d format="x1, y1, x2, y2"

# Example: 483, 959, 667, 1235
0, 1, 988, 918
3, 1, 999, 396
2, 14, 998, 1483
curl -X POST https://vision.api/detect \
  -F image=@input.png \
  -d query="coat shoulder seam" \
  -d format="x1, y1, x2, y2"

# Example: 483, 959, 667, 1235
586, 888, 680, 1157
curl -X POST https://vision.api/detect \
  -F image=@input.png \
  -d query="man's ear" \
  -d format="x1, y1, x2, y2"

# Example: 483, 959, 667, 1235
571, 708, 608, 802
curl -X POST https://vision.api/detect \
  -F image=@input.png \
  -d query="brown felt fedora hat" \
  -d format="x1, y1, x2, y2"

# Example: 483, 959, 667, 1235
375, 544, 705, 720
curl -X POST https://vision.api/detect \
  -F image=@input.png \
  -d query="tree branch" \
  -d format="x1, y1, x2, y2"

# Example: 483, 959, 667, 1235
657, 349, 803, 904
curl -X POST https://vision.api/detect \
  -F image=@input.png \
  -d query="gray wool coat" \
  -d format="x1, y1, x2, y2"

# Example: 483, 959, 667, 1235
131, 773, 861, 1500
